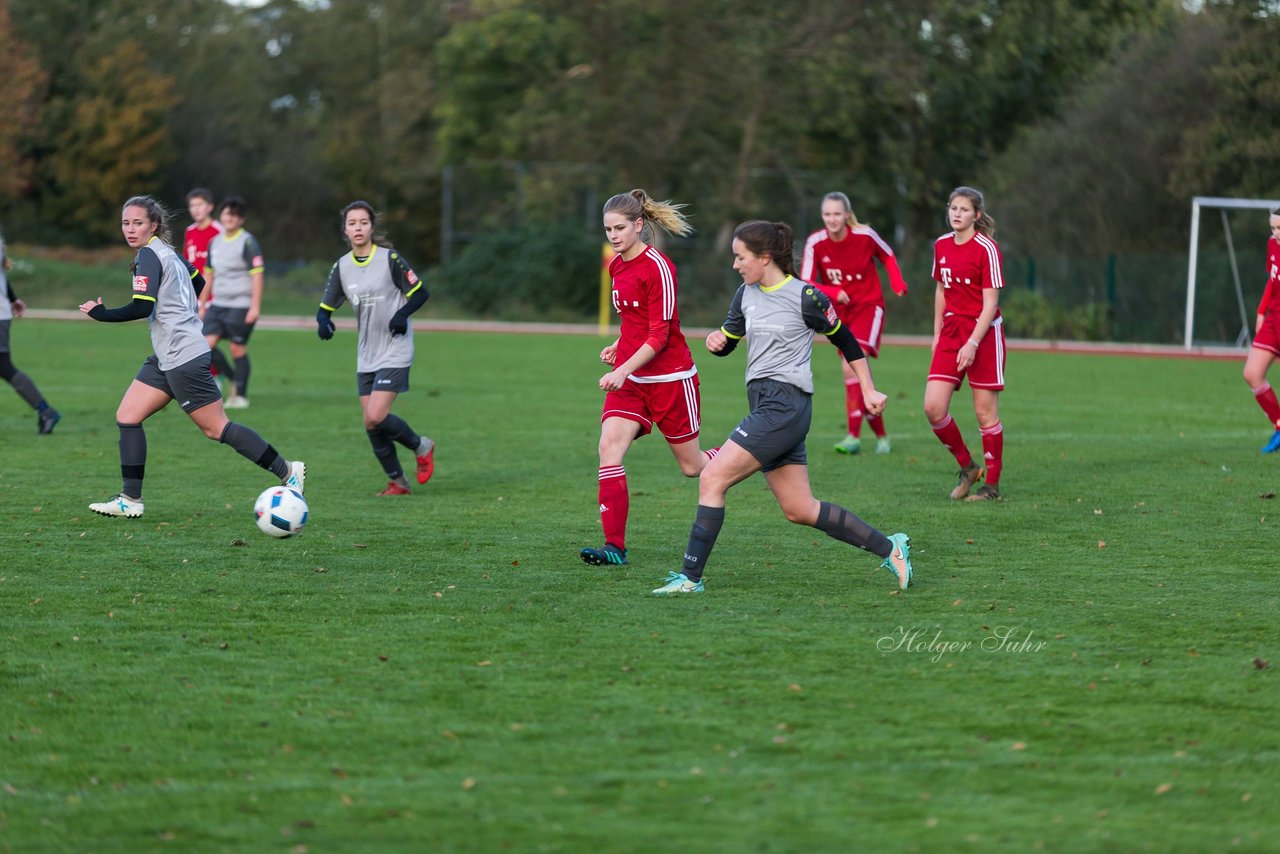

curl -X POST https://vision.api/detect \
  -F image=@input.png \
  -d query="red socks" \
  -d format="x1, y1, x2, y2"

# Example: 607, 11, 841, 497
1253, 383, 1280, 428
979, 420, 1003, 486
597, 465, 628, 549
930, 414, 974, 469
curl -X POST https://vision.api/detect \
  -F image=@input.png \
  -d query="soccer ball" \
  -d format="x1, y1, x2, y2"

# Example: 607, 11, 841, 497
254, 486, 309, 538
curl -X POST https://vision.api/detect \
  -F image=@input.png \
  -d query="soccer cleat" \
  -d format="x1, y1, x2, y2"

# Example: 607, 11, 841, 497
89, 494, 144, 518
875, 436, 891, 454
880, 532, 913, 590
580, 543, 628, 566
651, 571, 704, 595
416, 439, 436, 485
834, 435, 862, 455
284, 460, 307, 495
1263, 430, 1280, 454
966, 484, 1002, 501
224, 395, 250, 409
37, 409, 62, 435
950, 464, 984, 500
378, 481, 412, 496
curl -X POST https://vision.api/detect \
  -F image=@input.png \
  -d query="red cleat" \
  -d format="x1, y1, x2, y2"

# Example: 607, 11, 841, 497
377, 481, 412, 496
415, 445, 435, 485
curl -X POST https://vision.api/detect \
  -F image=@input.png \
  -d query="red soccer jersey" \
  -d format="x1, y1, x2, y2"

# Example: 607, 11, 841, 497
183, 221, 223, 276
800, 225, 906, 310
932, 231, 1004, 320
1259, 236, 1280, 317
609, 245, 695, 382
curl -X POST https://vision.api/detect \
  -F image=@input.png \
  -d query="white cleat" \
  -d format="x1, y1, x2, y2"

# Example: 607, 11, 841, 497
224, 395, 250, 409
284, 460, 307, 495
90, 494, 145, 518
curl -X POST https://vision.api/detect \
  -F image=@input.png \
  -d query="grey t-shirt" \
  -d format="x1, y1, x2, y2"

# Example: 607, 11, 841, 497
321, 246, 423, 373
719, 275, 843, 394
133, 238, 209, 370
207, 229, 264, 309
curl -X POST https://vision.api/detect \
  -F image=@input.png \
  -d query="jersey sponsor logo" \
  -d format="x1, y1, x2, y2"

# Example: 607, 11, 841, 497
133, 275, 149, 292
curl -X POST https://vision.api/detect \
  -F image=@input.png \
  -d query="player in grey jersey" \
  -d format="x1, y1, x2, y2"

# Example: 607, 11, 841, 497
78, 195, 305, 519
653, 220, 914, 595
0, 225, 61, 433
316, 201, 435, 496
201, 195, 264, 408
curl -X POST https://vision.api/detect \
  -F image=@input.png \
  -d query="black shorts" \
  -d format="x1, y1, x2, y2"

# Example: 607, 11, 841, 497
135, 352, 222, 413
730, 378, 812, 472
357, 366, 411, 396
202, 305, 256, 345
0, 319, 10, 354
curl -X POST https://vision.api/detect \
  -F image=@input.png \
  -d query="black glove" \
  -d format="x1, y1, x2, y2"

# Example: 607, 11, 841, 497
388, 311, 408, 337
316, 307, 335, 340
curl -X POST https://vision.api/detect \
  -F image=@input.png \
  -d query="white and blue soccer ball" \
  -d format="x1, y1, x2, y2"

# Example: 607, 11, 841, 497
254, 486, 309, 538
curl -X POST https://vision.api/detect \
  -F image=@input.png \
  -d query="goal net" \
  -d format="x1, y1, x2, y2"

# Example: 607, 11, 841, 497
1184, 196, 1280, 350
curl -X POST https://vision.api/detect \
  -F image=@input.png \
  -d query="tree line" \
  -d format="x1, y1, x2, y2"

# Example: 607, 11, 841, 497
1, 0, 1278, 271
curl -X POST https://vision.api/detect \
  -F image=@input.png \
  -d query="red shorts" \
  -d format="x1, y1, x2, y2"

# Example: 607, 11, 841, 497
1253, 311, 1280, 357
928, 315, 1006, 391
836, 303, 884, 358
602, 375, 701, 442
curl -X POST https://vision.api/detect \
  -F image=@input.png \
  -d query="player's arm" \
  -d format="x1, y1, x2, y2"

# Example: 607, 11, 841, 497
316, 262, 346, 340
245, 235, 265, 323
804, 284, 882, 411
958, 287, 1000, 372
80, 249, 159, 321
184, 258, 206, 299
387, 251, 429, 336
1258, 280, 1274, 333
708, 285, 747, 356
868, 227, 908, 295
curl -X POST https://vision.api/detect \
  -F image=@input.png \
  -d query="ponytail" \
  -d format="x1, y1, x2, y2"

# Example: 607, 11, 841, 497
733, 220, 795, 275
603, 189, 693, 240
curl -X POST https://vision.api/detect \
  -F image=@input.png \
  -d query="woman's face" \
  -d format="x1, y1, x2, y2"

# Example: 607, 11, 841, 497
603, 211, 643, 257
821, 200, 848, 236
948, 196, 978, 234
732, 238, 768, 285
1270, 214, 1280, 242
344, 209, 374, 249
121, 205, 158, 248
219, 209, 245, 233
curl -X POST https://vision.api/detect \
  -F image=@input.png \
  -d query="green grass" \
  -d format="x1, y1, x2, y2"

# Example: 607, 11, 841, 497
1, 319, 1278, 852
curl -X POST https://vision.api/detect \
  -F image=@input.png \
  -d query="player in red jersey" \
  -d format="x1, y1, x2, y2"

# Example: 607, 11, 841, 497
182, 189, 224, 384
1243, 205, 1280, 453
801, 192, 909, 455
580, 189, 719, 567
924, 187, 1006, 501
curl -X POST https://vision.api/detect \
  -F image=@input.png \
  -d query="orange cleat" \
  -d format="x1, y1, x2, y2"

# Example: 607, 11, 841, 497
415, 444, 435, 485
377, 481, 412, 496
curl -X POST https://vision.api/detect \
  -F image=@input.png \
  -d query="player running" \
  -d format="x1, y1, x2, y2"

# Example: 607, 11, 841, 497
924, 186, 1006, 501
800, 192, 908, 455
580, 189, 719, 568
0, 225, 60, 433
201, 195, 264, 409
653, 219, 913, 595
80, 195, 304, 518
1243, 205, 1280, 453
315, 200, 435, 496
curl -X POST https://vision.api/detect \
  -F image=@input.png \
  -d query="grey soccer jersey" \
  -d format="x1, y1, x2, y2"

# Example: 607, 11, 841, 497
321, 246, 422, 372
720, 275, 844, 394
207, 229, 264, 308
132, 238, 209, 370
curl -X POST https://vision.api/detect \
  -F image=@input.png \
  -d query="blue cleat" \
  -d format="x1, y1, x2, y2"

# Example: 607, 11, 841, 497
651, 571, 704, 595
880, 533, 913, 590
1263, 430, 1280, 454
580, 543, 628, 566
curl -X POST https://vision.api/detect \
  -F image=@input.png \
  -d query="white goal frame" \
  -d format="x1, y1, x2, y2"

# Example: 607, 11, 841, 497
1185, 196, 1280, 350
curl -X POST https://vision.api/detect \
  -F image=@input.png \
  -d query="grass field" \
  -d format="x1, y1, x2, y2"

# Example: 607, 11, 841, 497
1, 319, 1277, 852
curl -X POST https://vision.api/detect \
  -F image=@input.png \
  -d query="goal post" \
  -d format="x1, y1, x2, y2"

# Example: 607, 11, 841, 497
1185, 196, 1280, 350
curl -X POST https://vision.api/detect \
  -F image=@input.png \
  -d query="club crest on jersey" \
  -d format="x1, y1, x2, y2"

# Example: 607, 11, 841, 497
825, 305, 839, 326
252, 255, 264, 267
132, 275, 149, 292
406, 269, 419, 285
